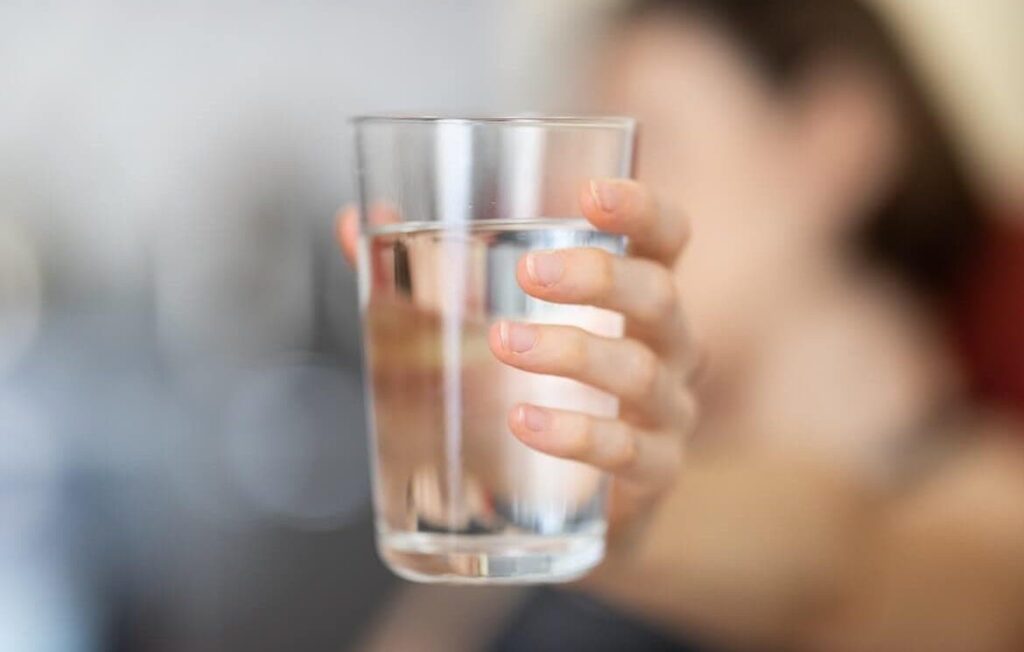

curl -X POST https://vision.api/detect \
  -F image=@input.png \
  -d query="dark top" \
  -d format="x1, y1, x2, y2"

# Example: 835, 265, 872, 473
488, 588, 710, 652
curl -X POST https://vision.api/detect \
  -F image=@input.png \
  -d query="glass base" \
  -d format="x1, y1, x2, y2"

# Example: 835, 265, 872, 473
377, 529, 605, 585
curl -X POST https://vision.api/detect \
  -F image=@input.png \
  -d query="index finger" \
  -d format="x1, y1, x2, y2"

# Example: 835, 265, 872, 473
580, 179, 689, 265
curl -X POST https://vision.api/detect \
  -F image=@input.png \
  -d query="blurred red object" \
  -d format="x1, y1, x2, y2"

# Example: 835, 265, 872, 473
955, 210, 1024, 415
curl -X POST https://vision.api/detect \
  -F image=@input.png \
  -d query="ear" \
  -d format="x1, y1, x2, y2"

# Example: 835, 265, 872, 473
790, 59, 905, 230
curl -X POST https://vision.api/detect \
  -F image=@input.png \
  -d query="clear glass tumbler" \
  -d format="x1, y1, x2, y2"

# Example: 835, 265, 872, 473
353, 116, 636, 583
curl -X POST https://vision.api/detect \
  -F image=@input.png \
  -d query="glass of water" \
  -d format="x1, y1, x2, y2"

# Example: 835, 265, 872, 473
353, 115, 636, 583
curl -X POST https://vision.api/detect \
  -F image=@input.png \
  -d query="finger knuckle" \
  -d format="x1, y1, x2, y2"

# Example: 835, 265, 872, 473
607, 425, 639, 472
584, 248, 616, 301
555, 329, 590, 374
645, 269, 678, 323
645, 437, 683, 488
656, 204, 690, 261
568, 415, 597, 458
627, 344, 661, 398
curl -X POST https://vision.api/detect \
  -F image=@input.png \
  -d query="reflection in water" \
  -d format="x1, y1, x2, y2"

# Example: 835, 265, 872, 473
364, 220, 624, 552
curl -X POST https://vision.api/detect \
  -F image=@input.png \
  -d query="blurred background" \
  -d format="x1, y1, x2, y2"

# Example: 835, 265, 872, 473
0, 1, 1021, 651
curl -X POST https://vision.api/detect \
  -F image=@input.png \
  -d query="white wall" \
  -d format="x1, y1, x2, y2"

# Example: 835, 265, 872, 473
502, 0, 1024, 207
873, 0, 1024, 206
0, 0, 505, 297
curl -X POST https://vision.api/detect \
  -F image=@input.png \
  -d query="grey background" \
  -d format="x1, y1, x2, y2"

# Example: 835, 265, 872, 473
0, 2, 552, 650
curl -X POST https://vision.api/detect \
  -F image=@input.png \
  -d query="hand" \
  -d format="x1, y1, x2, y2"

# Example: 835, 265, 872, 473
336, 179, 699, 543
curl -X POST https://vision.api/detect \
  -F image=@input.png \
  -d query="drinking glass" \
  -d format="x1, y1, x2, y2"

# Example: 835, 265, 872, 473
353, 115, 636, 583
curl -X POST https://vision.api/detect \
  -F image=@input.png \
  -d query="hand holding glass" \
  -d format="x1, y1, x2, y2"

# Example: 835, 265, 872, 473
351, 116, 688, 584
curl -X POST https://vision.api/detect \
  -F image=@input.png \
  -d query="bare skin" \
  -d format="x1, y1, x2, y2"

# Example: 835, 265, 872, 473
339, 179, 698, 540
341, 186, 1024, 652
345, 14, 1024, 652
343, 182, 1024, 652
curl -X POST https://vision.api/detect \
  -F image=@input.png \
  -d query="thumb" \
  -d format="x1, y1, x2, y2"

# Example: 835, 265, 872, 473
334, 206, 360, 265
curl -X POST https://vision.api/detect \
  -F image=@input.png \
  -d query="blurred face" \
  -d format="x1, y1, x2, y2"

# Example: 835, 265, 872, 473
596, 18, 896, 360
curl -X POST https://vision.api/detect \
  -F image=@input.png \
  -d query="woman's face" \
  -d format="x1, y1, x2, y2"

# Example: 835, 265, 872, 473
596, 18, 891, 355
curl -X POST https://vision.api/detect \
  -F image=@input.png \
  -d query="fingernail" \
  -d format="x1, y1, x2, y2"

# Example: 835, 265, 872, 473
518, 405, 550, 432
526, 251, 564, 286
590, 179, 622, 213
499, 322, 537, 353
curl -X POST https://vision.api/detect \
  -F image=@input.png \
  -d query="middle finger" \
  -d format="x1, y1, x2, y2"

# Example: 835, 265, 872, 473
516, 247, 686, 352
488, 321, 685, 427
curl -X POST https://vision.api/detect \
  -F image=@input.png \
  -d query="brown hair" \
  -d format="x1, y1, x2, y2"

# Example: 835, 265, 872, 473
622, 0, 985, 303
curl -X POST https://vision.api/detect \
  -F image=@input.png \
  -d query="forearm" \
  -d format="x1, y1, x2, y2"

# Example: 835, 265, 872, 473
579, 433, 1024, 652
578, 445, 876, 650
799, 434, 1024, 652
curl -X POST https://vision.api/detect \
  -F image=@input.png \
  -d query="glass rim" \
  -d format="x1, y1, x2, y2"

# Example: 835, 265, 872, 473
351, 114, 636, 130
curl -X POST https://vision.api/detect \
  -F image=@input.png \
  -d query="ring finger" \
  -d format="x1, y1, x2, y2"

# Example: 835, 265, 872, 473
507, 404, 682, 490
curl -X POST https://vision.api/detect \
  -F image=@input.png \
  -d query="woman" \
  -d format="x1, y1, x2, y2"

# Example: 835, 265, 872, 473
340, 1, 1024, 650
